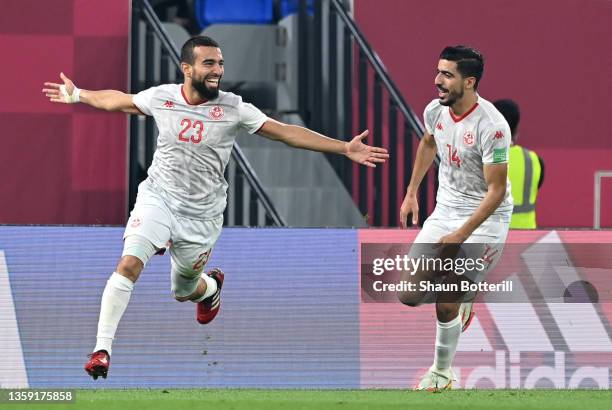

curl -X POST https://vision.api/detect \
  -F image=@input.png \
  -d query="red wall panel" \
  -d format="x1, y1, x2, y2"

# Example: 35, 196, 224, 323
0, 0, 129, 224
355, 0, 612, 227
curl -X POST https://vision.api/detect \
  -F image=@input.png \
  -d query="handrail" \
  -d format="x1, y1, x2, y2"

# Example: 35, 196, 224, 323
329, 0, 439, 166
232, 145, 286, 226
594, 171, 612, 229
134, 0, 286, 226
139, 0, 181, 67
330, 0, 422, 134
299, 0, 439, 226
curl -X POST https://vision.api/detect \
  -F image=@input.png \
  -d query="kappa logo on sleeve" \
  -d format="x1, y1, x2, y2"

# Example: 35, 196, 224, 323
494, 130, 504, 139
493, 148, 508, 163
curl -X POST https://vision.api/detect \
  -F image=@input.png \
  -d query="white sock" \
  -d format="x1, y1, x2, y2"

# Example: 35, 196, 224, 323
192, 273, 217, 302
433, 315, 462, 371
93, 272, 134, 356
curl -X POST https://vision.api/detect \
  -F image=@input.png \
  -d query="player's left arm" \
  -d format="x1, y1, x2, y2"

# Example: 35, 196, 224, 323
438, 163, 508, 244
257, 119, 389, 167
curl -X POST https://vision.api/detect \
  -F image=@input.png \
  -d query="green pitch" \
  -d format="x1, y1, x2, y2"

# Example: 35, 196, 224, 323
2, 389, 610, 410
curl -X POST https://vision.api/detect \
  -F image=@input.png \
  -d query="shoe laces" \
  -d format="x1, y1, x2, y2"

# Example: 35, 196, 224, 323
430, 369, 450, 388
430, 372, 442, 388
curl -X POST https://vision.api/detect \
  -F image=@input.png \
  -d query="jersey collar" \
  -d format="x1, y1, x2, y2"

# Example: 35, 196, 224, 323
181, 84, 208, 106
449, 96, 479, 123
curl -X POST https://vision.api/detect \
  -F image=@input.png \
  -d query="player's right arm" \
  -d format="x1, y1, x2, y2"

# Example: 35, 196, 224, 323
42, 72, 143, 115
80, 89, 141, 114
399, 131, 437, 228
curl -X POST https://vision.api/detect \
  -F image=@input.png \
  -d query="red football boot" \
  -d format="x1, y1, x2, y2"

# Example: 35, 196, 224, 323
84, 350, 110, 380
196, 268, 224, 324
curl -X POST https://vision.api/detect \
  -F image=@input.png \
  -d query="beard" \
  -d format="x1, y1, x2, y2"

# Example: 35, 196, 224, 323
192, 75, 220, 100
438, 87, 464, 107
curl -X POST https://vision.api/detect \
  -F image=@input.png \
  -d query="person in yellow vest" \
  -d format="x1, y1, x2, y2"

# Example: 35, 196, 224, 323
493, 99, 544, 229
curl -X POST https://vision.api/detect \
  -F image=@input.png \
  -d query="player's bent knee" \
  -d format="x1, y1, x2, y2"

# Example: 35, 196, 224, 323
174, 294, 191, 302
397, 290, 423, 307
396, 271, 432, 307
436, 302, 460, 322
116, 256, 143, 282
171, 265, 202, 302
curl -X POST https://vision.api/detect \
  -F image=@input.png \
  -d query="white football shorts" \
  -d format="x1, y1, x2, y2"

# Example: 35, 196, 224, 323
122, 179, 223, 297
409, 204, 510, 283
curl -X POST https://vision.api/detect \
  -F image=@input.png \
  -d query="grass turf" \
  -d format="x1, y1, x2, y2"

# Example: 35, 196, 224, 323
2, 389, 610, 410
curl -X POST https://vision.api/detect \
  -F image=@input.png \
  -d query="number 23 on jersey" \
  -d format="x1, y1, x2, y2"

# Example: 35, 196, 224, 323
178, 118, 204, 144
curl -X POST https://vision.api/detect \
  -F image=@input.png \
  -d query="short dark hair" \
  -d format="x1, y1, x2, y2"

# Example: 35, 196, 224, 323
439, 45, 484, 89
493, 99, 520, 140
180, 36, 220, 65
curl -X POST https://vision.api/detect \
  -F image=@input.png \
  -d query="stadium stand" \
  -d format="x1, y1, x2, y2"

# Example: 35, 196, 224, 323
195, 0, 274, 29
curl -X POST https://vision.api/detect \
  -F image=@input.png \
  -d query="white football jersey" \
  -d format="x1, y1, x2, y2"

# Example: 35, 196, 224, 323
423, 95, 513, 218
133, 84, 267, 220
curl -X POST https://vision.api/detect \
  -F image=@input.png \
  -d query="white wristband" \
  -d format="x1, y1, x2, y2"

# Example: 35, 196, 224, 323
60, 84, 80, 103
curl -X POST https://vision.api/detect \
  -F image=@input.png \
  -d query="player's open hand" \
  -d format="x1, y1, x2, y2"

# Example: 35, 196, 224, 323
433, 231, 467, 261
435, 231, 468, 245
400, 192, 419, 228
345, 130, 389, 168
42, 72, 78, 103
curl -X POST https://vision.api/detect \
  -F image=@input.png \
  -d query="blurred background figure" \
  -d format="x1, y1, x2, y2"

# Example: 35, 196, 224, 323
494, 99, 544, 229
151, 0, 199, 34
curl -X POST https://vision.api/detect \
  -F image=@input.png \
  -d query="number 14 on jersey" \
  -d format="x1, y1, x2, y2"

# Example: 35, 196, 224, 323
446, 144, 461, 168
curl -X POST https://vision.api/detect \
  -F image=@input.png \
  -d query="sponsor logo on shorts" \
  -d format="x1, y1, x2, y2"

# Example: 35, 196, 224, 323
192, 249, 211, 272
481, 244, 499, 268
130, 217, 142, 228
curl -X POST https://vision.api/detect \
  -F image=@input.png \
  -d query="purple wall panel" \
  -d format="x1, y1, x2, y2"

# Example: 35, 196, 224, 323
0, 0, 129, 224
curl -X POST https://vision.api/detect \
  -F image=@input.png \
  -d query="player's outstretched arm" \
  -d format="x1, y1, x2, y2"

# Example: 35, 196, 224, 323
257, 119, 388, 168
400, 132, 437, 228
42, 72, 142, 115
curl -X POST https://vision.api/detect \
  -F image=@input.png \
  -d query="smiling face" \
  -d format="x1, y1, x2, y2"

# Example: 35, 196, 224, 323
183, 45, 224, 100
434, 59, 474, 107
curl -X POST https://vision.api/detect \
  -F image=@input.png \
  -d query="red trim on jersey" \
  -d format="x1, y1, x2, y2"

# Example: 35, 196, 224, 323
449, 103, 479, 123
253, 121, 266, 134
132, 103, 146, 116
181, 85, 207, 105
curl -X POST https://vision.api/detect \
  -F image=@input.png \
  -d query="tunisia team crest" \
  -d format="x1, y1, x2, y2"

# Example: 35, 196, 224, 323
209, 106, 224, 120
464, 131, 475, 146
